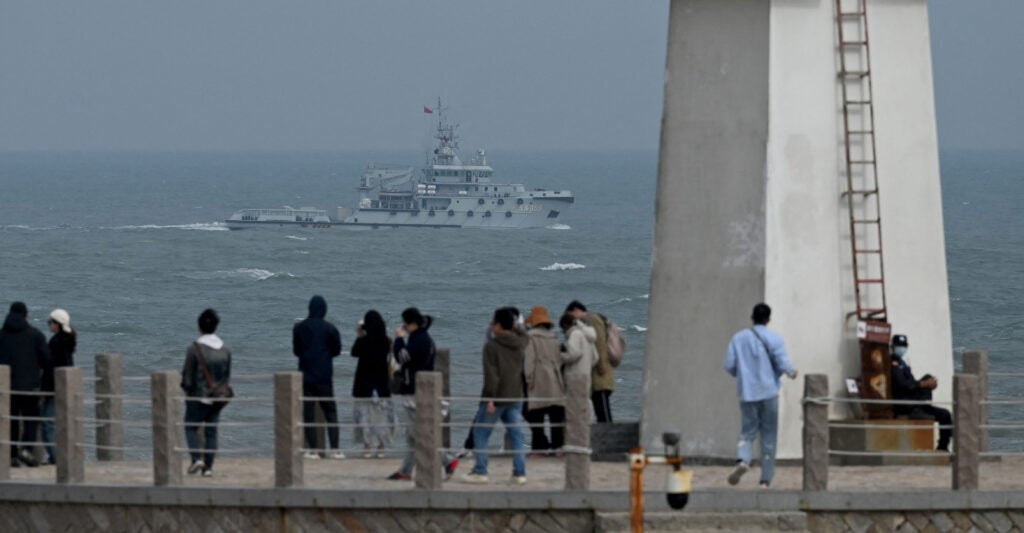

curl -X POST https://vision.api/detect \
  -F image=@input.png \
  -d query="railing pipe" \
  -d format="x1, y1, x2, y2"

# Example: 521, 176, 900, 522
0, 365, 10, 481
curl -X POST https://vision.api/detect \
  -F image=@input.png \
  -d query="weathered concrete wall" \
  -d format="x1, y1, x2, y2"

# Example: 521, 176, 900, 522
644, 0, 952, 459
643, 0, 770, 455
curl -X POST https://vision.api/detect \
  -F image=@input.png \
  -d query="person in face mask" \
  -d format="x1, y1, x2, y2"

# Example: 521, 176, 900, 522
890, 334, 952, 451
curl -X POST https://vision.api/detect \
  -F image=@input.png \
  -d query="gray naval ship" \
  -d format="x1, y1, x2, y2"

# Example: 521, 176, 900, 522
227, 100, 574, 229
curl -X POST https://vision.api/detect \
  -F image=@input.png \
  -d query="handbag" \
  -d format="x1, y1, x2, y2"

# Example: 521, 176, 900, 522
194, 342, 234, 410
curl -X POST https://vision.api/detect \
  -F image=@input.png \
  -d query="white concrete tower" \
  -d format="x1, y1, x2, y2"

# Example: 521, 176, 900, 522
642, 0, 952, 459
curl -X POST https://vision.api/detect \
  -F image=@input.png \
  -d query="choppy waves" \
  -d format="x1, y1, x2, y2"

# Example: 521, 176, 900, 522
111, 222, 229, 231
540, 262, 586, 271
184, 268, 296, 281
546, 223, 571, 230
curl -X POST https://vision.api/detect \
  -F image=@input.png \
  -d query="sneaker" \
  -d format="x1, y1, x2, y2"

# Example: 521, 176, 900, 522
188, 460, 205, 474
444, 457, 460, 480
10, 457, 22, 468
330, 451, 346, 460
387, 472, 412, 481
727, 461, 749, 486
511, 475, 527, 485
375, 449, 386, 459
303, 451, 321, 460
201, 469, 213, 477
759, 481, 771, 490
461, 472, 489, 484
17, 449, 38, 468
362, 448, 373, 459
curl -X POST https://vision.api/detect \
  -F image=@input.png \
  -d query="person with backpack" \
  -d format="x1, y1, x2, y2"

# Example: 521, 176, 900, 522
723, 303, 797, 489
565, 301, 615, 422
180, 308, 231, 477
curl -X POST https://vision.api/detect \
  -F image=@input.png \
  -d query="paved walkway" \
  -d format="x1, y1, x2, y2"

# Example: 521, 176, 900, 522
7, 455, 1024, 492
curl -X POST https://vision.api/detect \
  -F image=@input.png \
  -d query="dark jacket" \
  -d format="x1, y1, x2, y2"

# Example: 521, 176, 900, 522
481, 329, 529, 406
891, 355, 931, 414
393, 327, 435, 395
292, 296, 342, 387
0, 313, 50, 391
42, 331, 76, 392
351, 334, 391, 398
181, 339, 232, 398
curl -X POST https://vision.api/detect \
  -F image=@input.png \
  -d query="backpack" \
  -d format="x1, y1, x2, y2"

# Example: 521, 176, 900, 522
599, 314, 625, 367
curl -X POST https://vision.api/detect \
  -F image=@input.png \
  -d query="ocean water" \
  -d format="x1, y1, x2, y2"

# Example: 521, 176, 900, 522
0, 149, 1020, 455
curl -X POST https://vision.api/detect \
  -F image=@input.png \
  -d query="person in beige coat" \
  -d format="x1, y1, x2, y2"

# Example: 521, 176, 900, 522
559, 312, 597, 422
523, 306, 565, 454
566, 301, 615, 422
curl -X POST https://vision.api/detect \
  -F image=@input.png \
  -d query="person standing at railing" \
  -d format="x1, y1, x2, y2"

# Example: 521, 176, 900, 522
351, 310, 395, 458
565, 301, 615, 423
890, 334, 953, 452
558, 312, 596, 407
462, 307, 529, 485
0, 301, 50, 468
293, 295, 345, 460
523, 306, 565, 456
41, 309, 76, 465
388, 307, 459, 480
723, 303, 797, 490
180, 308, 231, 477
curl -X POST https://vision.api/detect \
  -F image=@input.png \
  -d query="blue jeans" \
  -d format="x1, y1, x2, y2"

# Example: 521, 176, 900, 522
40, 397, 56, 463
471, 401, 526, 477
737, 396, 778, 483
184, 400, 221, 468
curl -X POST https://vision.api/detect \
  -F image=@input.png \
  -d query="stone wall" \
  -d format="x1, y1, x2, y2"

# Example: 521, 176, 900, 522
807, 511, 1024, 532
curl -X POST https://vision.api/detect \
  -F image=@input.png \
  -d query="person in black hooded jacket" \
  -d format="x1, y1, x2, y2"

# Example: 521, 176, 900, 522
0, 301, 50, 467
293, 295, 344, 459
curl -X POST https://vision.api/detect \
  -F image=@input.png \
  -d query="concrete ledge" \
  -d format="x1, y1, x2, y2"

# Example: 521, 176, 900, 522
800, 490, 1024, 512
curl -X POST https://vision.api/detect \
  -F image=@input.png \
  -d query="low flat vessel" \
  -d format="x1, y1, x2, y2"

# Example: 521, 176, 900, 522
227, 100, 574, 229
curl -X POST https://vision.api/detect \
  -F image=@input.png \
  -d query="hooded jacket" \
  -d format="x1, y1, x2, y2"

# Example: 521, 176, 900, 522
586, 313, 615, 392
181, 334, 232, 398
351, 333, 391, 398
292, 296, 342, 387
393, 322, 435, 396
481, 328, 529, 406
561, 320, 596, 391
524, 326, 565, 411
0, 312, 50, 391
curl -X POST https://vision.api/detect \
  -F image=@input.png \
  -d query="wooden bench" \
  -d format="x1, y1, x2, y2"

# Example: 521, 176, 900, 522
828, 418, 947, 466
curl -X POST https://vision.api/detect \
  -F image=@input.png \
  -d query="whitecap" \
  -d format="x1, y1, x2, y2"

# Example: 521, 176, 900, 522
111, 222, 229, 231
631, 325, 648, 332
610, 297, 632, 304
639, 294, 650, 299
540, 262, 586, 271
286, 235, 309, 241
546, 223, 571, 230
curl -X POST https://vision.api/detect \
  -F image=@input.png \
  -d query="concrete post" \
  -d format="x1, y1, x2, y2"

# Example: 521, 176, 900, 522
414, 371, 442, 490
564, 372, 591, 490
0, 365, 10, 481
151, 370, 181, 486
275, 372, 303, 488
953, 374, 980, 490
802, 374, 829, 491
95, 353, 124, 461
436, 348, 451, 448
962, 349, 989, 453
55, 366, 85, 484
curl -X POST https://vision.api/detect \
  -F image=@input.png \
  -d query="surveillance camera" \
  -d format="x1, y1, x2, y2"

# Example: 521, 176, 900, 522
665, 469, 692, 510
662, 431, 681, 447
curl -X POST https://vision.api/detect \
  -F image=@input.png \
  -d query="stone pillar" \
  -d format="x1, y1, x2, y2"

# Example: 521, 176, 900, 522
436, 348, 451, 448
414, 371, 442, 490
953, 374, 980, 490
962, 349, 989, 452
151, 370, 181, 486
802, 374, 829, 491
564, 372, 591, 490
275, 372, 303, 488
55, 366, 85, 484
0, 365, 10, 481
95, 353, 124, 461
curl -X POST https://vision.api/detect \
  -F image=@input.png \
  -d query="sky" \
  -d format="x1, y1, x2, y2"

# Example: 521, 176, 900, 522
0, 1, 1019, 152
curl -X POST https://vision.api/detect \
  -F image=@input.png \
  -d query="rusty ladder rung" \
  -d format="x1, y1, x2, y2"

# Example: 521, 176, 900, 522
852, 218, 880, 224
857, 279, 884, 284
841, 40, 868, 46
854, 249, 882, 254
841, 70, 871, 78
843, 189, 878, 196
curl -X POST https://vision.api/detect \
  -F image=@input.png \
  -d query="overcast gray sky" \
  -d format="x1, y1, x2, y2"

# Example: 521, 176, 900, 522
0, 1, 1018, 151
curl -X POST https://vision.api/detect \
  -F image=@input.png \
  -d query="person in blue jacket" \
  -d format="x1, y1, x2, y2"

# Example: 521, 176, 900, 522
723, 303, 798, 489
293, 295, 344, 459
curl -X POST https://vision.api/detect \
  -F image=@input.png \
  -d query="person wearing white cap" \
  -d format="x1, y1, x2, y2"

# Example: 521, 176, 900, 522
42, 309, 77, 464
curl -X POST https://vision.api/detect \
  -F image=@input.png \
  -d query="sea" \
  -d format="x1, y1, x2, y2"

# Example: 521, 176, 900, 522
0, 149, 1020, 456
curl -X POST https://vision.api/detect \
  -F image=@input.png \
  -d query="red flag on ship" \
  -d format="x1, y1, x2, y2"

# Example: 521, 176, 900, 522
423, 105, 433, 114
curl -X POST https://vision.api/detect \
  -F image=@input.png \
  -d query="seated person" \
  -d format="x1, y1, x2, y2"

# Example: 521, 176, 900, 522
890, 334, 952, 451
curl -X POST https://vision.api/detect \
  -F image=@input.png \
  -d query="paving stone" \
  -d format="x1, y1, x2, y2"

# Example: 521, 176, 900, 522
930, 512, 956, 532
984, 512, 1014, 533
808, 514, 847, 533
844, 511, 874, 533
895, 519, 919, 533
972, 512, 997, 533
951, 513, 974, 531
907, 513, 933, 531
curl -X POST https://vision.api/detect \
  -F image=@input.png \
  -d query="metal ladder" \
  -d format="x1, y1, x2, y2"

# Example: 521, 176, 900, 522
836, 0, 887, 322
